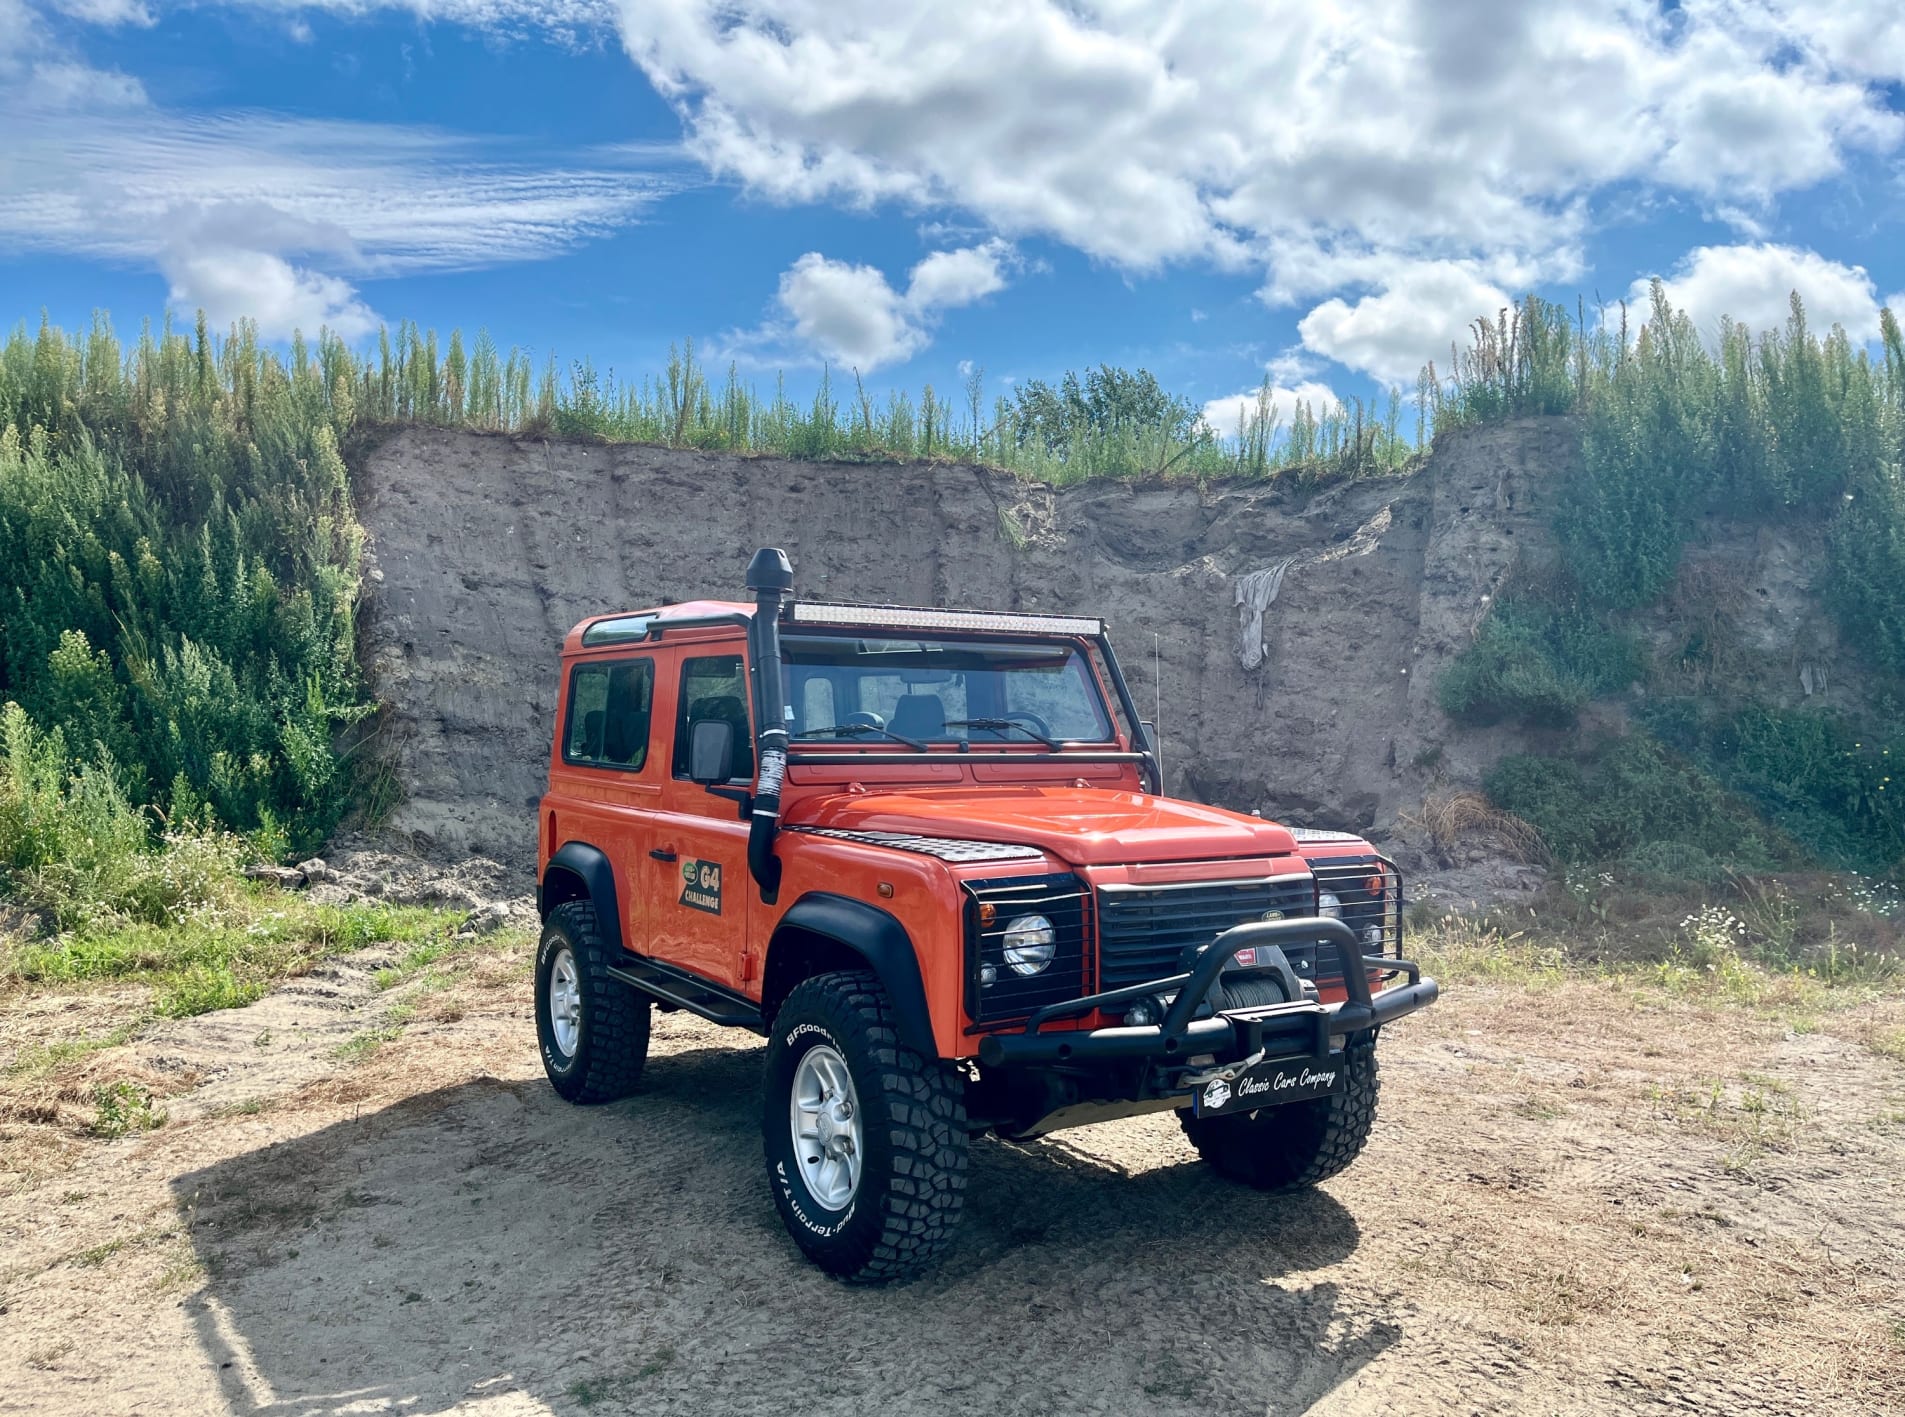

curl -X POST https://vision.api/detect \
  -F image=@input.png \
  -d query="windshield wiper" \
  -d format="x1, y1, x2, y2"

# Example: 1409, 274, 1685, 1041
945, 717, 1059, 748
793, 723, 927, 750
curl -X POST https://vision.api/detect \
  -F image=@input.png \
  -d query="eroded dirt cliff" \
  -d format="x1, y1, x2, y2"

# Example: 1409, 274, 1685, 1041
354, 418, 1578, 872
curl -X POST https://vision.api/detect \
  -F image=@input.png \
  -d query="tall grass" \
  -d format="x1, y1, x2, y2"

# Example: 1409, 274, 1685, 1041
1429, 287, 1905, 658
422, 339, 1416, 484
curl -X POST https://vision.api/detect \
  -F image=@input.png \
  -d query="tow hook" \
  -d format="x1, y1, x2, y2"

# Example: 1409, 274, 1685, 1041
1178, 1048, 1265, 1089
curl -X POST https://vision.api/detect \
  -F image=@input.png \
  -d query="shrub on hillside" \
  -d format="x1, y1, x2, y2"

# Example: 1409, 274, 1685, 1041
1641, 699, 1905, 874
1484, 734, 1782, 869
0, 701, 243, 931
1439, 600, 1644, 728
0, 321, 367, 853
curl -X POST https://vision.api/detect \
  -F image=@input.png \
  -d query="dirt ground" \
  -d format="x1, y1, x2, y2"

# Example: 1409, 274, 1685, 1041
2, 940, 1902, 1417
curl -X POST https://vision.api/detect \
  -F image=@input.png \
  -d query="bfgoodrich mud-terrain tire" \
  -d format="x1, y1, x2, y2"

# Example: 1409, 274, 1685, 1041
1179, 1037, 1379, 1191
536, 900, 650, 1104
763, 971, 968, 1283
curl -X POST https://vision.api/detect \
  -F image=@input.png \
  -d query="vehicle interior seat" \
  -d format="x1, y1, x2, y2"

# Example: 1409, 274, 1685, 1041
579, 709, 606, 760
602, 666, 651, 765
890, 692, 947, 740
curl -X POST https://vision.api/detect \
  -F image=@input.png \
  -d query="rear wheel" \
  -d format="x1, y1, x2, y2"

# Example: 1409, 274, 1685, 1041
762, 971, 968, 1283
536, 900, 650, 1104
1179, 1037, 1379, 1190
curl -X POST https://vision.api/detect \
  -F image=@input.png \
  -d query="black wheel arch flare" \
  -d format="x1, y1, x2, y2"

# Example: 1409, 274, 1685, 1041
539, 842, 625, 954
765, 893, 937, 1060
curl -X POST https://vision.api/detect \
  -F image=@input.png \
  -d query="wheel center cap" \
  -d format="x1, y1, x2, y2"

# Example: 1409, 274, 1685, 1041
814, 1098, 853, 1152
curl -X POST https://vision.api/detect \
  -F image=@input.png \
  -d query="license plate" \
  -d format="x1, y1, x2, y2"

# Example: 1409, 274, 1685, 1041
1191, 1055, 1344, 1116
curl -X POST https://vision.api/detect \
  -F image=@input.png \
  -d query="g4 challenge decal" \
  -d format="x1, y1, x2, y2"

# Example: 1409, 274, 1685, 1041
679, 858, 723, 914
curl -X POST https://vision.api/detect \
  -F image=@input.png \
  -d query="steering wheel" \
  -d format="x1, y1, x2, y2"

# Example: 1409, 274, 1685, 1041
1002, 710, 1054, 738
843, 711, 885, 729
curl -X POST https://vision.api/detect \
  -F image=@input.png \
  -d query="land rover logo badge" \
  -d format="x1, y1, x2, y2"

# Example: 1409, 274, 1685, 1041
1202, 1078, 1231, 1110
679, 859, 722, 915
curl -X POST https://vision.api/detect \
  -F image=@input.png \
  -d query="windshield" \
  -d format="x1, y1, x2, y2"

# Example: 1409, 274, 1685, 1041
781, 633, 1115, 746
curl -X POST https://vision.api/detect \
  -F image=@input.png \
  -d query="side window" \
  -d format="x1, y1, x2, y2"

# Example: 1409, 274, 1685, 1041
563, 658, 656, 770
673, 654, 756, 780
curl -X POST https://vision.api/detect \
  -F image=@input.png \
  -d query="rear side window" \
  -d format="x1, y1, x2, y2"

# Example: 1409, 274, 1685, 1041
673, 654, 755, 781
563, 658, 656, 771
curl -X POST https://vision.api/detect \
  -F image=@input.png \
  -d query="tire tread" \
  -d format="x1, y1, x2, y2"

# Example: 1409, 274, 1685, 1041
543, 899, 649, 1104
769, 970, 967, 1283
1179, 1038, 1379, 1190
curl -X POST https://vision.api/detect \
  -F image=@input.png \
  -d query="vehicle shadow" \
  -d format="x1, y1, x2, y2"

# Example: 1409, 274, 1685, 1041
171, 1036, 1398, 1416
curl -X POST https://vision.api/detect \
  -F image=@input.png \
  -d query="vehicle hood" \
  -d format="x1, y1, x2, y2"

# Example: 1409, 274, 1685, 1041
791, 786, 1301, 865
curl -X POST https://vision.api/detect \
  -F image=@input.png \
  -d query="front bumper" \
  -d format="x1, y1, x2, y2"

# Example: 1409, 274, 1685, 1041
974, 917, 1438, 1069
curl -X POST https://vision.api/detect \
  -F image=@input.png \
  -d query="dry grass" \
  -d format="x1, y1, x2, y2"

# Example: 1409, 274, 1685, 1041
1403, 790, 1551, 866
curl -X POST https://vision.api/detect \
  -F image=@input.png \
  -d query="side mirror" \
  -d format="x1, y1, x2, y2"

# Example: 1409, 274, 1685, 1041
689, 719, 736, 784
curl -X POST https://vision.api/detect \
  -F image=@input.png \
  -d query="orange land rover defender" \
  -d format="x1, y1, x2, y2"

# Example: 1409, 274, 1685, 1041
536, 548, 1438, 1282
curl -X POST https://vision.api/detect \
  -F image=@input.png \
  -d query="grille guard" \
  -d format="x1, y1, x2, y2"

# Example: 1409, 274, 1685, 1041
974, 916, 1438, 1069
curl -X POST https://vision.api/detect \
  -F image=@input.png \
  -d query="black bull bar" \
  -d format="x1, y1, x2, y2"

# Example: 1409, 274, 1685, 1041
975, 917, 1438, 1068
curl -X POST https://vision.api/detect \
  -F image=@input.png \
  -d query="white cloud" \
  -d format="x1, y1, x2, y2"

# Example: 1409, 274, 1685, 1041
1636, 244, 1884, 342
1298, 263, 1513, 384
1202, 380, 1342, 437
775, 254, 924, 371
748, 240, 1014, 370
161, 248, 380, 339
1715, 0, 1905, 84
904, 242, 1009, 312
18, 0, 1905, 363
0, 0, 148, 105
45, 0, 156, 26
0, 96, 672, 338
608, 0, 1904, 292
12, 57, 148, 107
181, 0, 614, 32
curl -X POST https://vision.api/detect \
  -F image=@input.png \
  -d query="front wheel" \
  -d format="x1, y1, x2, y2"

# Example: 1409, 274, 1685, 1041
1179, 1037, 1380, 1190
762, 971, 968, 1283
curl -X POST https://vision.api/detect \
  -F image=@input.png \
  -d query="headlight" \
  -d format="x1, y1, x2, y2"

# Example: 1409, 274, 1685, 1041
1318, 891, 1343, 919
1001, 914, 1057, 975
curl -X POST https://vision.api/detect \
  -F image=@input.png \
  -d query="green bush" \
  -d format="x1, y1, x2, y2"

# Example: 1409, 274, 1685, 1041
1555, 286, 1718, 607
0, 701, 247, 931
0, 320, 368, 852
1439, 599, 1644, 728
1824, 455, 1905, 679
1484, 734, 1781, 868
1613, 840, 1732, 888
1640, 699, 1904, 873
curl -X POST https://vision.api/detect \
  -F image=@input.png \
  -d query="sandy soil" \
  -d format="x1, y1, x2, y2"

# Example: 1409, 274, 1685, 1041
1, 946, 1902, 1417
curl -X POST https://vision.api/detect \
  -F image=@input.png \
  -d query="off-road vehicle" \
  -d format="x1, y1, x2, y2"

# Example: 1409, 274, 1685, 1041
536, 548, 1438, 1281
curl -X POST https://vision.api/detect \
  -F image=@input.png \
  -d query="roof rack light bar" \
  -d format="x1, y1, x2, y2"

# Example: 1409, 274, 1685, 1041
787, 602, 1104, 637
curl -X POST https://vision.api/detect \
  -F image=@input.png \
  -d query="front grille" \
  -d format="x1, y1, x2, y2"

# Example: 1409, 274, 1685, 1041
964, 873, 1089, 1024
1309, 855, 1403, 984
1094, 876, 1316, 991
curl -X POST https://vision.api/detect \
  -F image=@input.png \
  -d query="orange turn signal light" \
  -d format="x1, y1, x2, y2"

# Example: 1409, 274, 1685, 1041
978, 901, 997, 926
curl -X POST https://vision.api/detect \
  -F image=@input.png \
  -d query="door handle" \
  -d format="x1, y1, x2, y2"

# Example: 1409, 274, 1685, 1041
649, 847, 678, 862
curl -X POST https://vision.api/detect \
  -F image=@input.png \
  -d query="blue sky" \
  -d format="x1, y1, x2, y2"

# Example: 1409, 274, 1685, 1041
3, 1, 1903, 426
